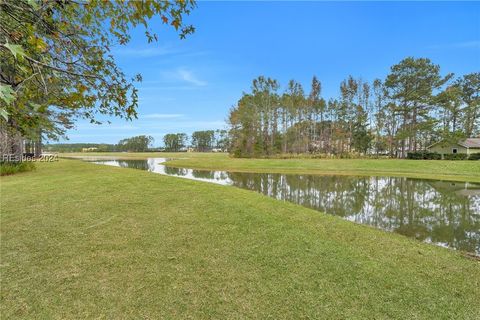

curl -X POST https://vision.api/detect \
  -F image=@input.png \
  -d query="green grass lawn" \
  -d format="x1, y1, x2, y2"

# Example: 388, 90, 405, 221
61, 152, 480, 182
1, 159, 479, 319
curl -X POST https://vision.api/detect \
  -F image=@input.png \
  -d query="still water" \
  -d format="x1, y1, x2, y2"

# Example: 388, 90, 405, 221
85, 157, 480, 254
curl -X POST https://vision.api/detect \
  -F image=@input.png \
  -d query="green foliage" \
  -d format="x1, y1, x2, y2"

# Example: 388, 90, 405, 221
0, 161, 35, 176
117, 135, 153, 152
435, 85, 463, 136
163, 133, 187, 152
189, 130, 228, 152
425, 152, 442, 160
455, 73, 480, 137
407, 152, 422, 160
2, 42, 25, 58
228, 75, 377, 157
0, 84, 15, 106
444, 153, 468, 160
468, 153, 480, 160
0, 0, 196, 142
191, 130, 215, 152
351, 121, 372, 154
228, 60, 478, 158
214, 129, 229, 150
407, 152, 442, 160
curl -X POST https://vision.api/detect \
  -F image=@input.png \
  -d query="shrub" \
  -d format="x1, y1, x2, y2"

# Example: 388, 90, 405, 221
407, 152, 423, 160
407, 152, 441, 160
425, 152, 442, 160
0, 162, 36, 176
468, 153, 480, 160
444, 153, 468, 160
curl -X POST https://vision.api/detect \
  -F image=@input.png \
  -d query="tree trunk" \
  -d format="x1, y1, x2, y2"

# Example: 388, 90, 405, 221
0, 123, 24, 161
34, 129, 42, 157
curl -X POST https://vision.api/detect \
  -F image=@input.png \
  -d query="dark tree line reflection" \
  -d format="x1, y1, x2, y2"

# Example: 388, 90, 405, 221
94, 159, 480, 254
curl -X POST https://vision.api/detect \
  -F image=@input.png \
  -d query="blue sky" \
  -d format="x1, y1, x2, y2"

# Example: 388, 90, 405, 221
58, 1, 480, 146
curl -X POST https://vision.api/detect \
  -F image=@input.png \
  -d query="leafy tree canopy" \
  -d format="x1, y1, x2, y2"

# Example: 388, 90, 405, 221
163, 133, 187, 152
0, 0, 195, 140
118, 135, 153, 152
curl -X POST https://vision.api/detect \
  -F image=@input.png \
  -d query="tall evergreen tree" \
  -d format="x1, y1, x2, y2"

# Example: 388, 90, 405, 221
456, 72, 480, 137
227, 58, 477, 158
385, 57, 451, 156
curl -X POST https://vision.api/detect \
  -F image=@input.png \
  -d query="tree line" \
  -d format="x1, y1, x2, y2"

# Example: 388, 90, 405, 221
228, 57, 479, 158
45, 135, 154, 153
45, 130, 228, 152
163, 130, 228, 152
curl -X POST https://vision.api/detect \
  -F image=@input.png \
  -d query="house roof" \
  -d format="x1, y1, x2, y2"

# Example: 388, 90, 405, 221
458, 138, 480, 149
427, 138, 480, 149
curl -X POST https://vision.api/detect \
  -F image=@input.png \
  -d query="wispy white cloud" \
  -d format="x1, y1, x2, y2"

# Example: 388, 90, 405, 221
176, 68, 208, 86
68, 133, 132, 138
138, 95, 175, 101
161, 67, 207, 87
113, 46, 177, 58
454, 40, 480, 48
140, 120, 226, 130
113, 45, 209, 59
142, 113, 184, 119
137, 85, 200, 91
75, 123, 138, 130
428, 40, 480, 50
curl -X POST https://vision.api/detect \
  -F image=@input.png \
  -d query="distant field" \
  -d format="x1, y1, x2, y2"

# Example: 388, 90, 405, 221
1, 160, 479, 318
60, 152, 480, 182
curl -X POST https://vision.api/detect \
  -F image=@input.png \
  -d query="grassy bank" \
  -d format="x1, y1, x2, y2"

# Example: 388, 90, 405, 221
1, 159, 479, 318
61, 152, 480, 182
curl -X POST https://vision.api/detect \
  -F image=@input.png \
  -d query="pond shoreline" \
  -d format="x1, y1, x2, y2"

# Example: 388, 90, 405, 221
60, 152, 480, 183
72, 157, 480, 255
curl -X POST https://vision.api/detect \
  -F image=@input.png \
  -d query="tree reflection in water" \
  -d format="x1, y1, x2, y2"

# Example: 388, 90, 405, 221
225, 172, 480, 254
91, 159, 480, 254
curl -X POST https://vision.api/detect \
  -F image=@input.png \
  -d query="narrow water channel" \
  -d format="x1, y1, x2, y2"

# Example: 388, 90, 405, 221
80, 157, 480, 255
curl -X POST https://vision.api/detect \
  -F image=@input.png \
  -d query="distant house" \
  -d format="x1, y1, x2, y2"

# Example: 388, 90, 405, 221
82, 147, 98, 152
427, 138, 480, 157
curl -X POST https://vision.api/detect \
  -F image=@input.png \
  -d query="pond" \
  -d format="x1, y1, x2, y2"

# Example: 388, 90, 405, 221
81, 157, 480, 255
